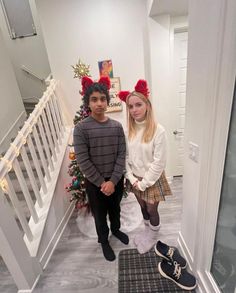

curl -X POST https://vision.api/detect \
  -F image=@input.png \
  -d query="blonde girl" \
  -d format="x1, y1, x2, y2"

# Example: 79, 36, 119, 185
119, 80, 172, 254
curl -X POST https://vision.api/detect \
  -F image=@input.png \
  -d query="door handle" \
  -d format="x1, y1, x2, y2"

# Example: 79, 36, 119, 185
173, 130, 183, 135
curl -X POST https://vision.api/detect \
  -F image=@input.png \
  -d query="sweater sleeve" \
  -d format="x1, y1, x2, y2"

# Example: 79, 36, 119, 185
138, 130, 167, 191
125, 135, 137, 185
73, 124, 104, 187
110, 125, 126, 185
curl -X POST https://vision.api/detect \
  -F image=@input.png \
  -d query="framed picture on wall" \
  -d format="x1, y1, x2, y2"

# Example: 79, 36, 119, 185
98, 59, 113, 78
106, 77, 122, 113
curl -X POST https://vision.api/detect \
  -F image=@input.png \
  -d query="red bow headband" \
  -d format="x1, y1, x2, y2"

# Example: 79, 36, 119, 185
80, 76, 111, 96
118, 79, 149, 103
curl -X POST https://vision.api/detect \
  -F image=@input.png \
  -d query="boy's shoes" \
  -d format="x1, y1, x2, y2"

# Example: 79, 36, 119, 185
158, 260, 197, 291
113, 230, 129, 245
155, 240, 187, 269
101, 242, 116, 261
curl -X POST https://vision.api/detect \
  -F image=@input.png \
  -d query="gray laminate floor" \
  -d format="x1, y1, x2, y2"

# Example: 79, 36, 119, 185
0, 177, 183, 293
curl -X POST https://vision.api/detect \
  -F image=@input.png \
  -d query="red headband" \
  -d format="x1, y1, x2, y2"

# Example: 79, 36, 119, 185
118, 79, 149, 103
80, 76, 111, 96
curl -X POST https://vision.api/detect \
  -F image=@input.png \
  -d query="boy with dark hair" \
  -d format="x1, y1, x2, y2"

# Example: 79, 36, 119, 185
73, 76, 129, 261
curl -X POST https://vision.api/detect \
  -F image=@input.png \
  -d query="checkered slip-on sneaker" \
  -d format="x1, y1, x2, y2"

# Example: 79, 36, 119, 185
158, 260, 197, 291
155, 240, 187, 268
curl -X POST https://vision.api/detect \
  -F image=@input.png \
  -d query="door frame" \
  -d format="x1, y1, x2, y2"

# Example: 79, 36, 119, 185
192, 1, 236, 292
169, 20, 188, 178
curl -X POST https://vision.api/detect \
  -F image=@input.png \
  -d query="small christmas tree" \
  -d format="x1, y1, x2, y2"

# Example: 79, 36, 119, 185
65, 155, 89, 210
65, 59, 91, 211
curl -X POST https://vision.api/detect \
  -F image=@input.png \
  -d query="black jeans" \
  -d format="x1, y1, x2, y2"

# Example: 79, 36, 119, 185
85, 177, 124, 244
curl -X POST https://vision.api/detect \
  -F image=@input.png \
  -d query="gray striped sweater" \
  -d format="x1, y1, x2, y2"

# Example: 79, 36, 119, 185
73, 116, 126, 187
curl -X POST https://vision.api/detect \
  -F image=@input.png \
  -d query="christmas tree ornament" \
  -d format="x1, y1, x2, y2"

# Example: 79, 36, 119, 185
69, 150, 75, 160
72, 59, 91, 79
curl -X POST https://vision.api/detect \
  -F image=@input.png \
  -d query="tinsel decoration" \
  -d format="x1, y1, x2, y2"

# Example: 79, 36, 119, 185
72, 59, 91, 79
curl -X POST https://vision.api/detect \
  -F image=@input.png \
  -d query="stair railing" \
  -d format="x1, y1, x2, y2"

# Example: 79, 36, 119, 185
0, 78, 71, 291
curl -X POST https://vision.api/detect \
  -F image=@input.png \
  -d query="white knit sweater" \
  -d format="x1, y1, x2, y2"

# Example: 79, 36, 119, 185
125, 121, 167, 191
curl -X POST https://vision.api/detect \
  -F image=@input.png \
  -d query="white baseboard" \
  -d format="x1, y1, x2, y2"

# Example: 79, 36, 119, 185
18, 203, 75, 293
196, 269, 222, 293
178, 231, 194, 271
18, 275, 40, 293
40, 202, 75, 269
178, 232, 223, 293
0, 111, 27, 154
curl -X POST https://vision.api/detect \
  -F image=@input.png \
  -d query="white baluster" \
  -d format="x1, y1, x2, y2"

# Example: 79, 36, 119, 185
13, 158, 39, 223
41, 109, 57, 162
21, 145, 43, 208
45, 103, 60, 153
32, 126, 51, 182
5, 174, 33, 241
53, 91, 66, 132
27, 135, 47, 194
38, 116, 54, 172
52, 93, 64, 137
48, 97, 62, 144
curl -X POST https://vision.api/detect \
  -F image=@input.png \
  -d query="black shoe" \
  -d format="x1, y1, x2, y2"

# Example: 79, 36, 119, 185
101, 242, 116, 261
113, 230, 129, 245
158, 260, 197, 291
155, 241, 187, 268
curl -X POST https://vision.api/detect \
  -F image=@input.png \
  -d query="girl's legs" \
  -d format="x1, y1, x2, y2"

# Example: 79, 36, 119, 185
135, 199, 161, 254
134, 196, 149, 245
146, 201, 160, 226
135, 195, 150, 221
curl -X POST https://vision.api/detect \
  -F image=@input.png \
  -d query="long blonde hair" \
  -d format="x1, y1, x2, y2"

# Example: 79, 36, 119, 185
127, 92, 157, 143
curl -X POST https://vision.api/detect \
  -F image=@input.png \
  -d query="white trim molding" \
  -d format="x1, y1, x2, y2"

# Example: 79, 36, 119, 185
0, 111, 26, 154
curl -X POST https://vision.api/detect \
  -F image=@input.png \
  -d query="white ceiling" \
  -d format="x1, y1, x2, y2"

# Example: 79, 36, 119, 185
149, 0, 188, 17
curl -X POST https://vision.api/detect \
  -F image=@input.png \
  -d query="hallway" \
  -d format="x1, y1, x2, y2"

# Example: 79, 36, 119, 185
31, 177, 183, 293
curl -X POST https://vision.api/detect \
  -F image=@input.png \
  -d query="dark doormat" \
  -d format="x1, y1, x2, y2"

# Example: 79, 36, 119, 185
118, 249, 196, 293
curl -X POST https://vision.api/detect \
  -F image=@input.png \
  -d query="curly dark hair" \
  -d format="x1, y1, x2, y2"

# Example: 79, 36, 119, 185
83, 82, 110, 107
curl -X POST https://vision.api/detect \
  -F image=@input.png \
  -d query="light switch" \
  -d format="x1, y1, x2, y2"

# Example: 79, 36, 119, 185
189, 141, 199, 162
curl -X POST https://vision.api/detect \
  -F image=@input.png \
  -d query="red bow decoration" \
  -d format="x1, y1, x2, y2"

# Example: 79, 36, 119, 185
80, 76, 111, 95
118, 79, 149, 103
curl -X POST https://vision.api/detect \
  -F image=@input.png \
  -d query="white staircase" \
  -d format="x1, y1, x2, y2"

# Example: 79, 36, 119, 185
0, 79, 73, 292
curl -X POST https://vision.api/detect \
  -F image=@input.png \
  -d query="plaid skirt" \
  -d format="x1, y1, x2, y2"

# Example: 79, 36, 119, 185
125, 171, 172, 204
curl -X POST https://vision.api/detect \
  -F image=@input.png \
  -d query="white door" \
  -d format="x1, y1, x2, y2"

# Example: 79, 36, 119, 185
170, 32, 188, 176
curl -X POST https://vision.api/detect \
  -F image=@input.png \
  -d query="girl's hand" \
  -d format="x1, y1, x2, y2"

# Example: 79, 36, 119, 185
133, 180, 140, 190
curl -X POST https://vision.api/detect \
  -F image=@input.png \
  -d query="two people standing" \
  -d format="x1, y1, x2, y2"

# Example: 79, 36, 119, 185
73, 76, 171, 261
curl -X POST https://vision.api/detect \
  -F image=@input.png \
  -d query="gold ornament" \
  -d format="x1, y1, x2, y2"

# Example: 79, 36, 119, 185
69, 150, 76, 160
72, 59, 91, 79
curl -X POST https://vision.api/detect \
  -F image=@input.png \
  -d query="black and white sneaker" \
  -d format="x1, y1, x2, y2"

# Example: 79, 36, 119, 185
158, 260, 197, 291
155, 240, 187, 268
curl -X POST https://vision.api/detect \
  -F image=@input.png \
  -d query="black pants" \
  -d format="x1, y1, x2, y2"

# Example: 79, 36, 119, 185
85, 177, 124, 244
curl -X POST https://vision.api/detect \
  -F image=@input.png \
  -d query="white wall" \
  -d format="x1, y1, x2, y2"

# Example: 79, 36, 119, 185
0, 0, 51, 99
179, 0, 213, 262
0, 28, 26, 154
179, 0, 236, 273
35, 0, 148, 127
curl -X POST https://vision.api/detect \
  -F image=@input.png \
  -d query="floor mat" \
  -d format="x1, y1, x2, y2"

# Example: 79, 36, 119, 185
118, 249, 196, 293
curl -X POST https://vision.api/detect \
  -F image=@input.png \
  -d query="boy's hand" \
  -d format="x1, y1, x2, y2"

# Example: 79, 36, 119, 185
101, 181, 115, 196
